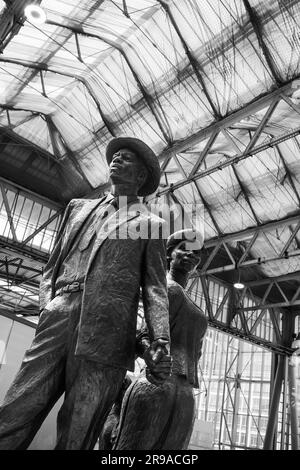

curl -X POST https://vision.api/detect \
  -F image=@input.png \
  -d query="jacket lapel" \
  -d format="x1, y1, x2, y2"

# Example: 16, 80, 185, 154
86, 205, 141, 275
60, 197, 109, 262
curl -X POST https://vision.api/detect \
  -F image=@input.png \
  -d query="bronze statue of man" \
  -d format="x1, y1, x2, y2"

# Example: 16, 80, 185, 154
114, 229, 208, 450
0, 137, 171, 450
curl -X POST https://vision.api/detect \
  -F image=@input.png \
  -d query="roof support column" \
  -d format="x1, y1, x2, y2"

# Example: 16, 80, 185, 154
288, 334, 300, 449
263, 310, 295, 449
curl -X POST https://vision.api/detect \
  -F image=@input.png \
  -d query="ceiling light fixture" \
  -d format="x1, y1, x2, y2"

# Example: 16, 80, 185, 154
233, 266, 245, 290
233, 281, 245, 290
24, 4, 47, 25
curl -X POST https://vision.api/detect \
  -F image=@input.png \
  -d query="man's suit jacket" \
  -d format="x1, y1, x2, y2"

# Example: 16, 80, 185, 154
39, 195, 170, 371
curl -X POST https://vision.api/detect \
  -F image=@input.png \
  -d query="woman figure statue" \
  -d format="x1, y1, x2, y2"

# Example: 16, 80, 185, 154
114, 228, 208, 450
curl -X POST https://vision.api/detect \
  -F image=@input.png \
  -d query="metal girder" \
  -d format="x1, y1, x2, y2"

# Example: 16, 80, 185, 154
2, 0, 105, 106
46, 18, 171, 142
1, 26, 299, 176
4, 112, 37, 131
0, 252, 43, 282
0, 283, 38, 303
0, 269, 40, 290
0, 309, 38, 327
119, 51, 170, 143
244, 97, 280, 153
276, 145, 300, 207
157, 0, 219, 118
205, 214, 300, 248
198, 213, 300, 276
263, 313, 295, 449
0, 176, 62, 210
242, 0, 282, 85
235, 278, 300, 312
156, 85, 300, 196
0, 103, 39, 119
200, 277, 214, 321
157, 83, 294, 160
201, 240, 299, 275
0, 258, 41, 277
218, 336, 237, 449
194, 181, 222, 235
0, 1, 42, 53
45, 116, 93, 189
0, 182, 17, 241
0, 124, 61, 164
0, 236, 49, 264
188, 276, 293, 355
279, 219, 300, 255
280, 94, 300, 116
0, 57, 115, 137
0, 178, 56, 301
231, 164, 260, 224
189, 130, 220, 177
45, 115, 61, 160
159, 122, 300, 195
20, 211, 61, 247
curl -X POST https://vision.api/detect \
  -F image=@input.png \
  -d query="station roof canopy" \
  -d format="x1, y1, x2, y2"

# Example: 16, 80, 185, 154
0, 0, 299, 330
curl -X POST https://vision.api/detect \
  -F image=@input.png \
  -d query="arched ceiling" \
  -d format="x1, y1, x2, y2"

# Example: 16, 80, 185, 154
0, 0, 299, 334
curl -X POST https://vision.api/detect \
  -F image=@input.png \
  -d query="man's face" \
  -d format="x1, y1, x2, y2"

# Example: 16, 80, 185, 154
109, 148, 145, 187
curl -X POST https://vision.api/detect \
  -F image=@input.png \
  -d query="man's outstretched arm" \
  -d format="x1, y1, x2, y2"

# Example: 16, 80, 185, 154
141, 231, 172, 383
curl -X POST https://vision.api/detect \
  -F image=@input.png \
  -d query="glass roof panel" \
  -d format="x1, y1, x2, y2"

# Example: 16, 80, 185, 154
170, 0, 242, 46
13, 116, 52, 154
0, 0, 299, 232
77, 0, 159, 40
51, 82, 105, 151
90, 49, 141, 111
115, 107, 167, 151
0, 110, 37, 131
249, 0, 300, 80
11, 94, 56, 115
3, 22, 61, 58
42, 0, 77, 16
199, 35, 273, 116
0, 185, 61, 253
74, 35, 112, 63
43, 0, 108, 23
75, 143, 109, 188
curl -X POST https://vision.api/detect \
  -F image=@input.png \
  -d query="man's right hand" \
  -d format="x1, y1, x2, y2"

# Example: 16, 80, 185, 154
143, 339, 172, 386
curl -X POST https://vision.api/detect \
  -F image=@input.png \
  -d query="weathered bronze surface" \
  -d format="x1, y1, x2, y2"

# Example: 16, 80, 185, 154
114, 231, 208, 450
0, 138, 170, 450
98, 375, 132, 450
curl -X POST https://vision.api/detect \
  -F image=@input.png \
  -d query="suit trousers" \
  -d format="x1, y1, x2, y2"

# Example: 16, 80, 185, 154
0, 293, 125, 450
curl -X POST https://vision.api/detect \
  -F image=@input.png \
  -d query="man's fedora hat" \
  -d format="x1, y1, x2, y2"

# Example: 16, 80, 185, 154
106, 137, 161, 196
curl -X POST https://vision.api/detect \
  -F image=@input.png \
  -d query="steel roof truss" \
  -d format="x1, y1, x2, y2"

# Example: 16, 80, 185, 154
20, 210, 61, 247
249, 308, 268, 335
276, 145, 300, 207
188, 277, 292, 354
189, 130, 220, 177
0, 182, 17, 241
200, 276, 214, 321
214, 289, 230, 321
269, 308, 282, 344
237, 232, 259, 266
157, 90, 300, 196
194, 182, 222, 236
244, 97, 280, 154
